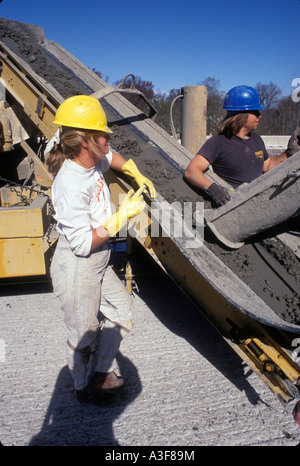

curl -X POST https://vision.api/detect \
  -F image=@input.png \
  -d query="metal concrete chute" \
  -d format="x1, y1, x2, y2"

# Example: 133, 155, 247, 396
205, 153, 300, 249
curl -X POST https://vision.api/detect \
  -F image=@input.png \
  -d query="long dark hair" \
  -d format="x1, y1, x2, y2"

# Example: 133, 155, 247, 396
216, 112, 248, 137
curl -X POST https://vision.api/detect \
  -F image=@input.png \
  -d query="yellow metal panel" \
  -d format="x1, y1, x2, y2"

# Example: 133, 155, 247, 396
0, 195, 48, 238
0, 185, 51, 206
0, 237, 46, 277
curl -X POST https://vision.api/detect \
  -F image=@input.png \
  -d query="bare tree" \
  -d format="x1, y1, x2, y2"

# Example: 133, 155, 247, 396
256, 81, 281, 109
199, 77, 225, 134
276, 95, 300, 134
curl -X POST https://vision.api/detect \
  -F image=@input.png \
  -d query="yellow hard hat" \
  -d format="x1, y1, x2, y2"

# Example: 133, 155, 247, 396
53, 95, 113, 133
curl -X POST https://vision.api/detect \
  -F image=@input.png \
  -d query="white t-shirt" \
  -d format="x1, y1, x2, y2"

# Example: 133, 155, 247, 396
52, 150, 113, 256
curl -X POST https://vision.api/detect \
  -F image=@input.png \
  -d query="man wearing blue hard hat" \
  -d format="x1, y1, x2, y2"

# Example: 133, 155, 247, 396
185, 85, 300, 206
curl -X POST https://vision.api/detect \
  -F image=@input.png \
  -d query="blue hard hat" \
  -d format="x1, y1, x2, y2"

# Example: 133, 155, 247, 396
223, 85, 265, 111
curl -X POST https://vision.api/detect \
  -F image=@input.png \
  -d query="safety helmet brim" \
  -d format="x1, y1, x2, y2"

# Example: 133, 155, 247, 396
223, 104, 265, 111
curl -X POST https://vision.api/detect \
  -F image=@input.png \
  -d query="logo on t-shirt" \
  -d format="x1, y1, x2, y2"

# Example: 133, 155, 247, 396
254, 150, 264, 158
95, 176, 105, 202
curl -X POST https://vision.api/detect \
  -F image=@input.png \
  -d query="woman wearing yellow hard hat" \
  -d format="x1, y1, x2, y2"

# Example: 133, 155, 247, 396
53, 94, 113, 133
47, 95, 156, 404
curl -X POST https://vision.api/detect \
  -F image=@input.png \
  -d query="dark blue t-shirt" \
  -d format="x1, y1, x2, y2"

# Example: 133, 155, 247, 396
198, 132, 269, 188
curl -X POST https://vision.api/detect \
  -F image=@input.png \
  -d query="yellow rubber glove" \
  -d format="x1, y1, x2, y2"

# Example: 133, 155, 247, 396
103, 186, 146, 237
121, 159, 157, 199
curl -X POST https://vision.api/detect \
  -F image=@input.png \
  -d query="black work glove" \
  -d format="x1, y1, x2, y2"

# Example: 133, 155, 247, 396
286, 127, 300, 157
205, 182, 231, 206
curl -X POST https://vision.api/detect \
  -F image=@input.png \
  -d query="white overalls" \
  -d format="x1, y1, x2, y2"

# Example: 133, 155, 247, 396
50, 152, 132, 390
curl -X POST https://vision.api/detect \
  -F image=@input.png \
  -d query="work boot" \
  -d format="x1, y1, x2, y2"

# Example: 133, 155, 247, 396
90, 370, 125, 391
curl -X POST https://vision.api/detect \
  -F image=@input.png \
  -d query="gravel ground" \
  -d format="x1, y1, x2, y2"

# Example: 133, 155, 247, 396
0, 249, 299, 448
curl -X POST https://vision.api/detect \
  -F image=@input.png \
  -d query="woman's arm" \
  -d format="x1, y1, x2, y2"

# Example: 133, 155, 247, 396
110, 151, 127, 171
263, 152, 288, 172
184, 154, 212, 190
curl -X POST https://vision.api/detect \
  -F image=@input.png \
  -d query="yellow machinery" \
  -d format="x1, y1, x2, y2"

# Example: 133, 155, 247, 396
0, 18, 299, 408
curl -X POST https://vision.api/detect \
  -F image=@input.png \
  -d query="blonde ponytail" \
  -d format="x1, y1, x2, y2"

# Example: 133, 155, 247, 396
46, 142, 65, 175
46, 129, 107, 175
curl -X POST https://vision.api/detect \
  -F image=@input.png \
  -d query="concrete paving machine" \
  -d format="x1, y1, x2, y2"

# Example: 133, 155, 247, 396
0, 18, 300, 408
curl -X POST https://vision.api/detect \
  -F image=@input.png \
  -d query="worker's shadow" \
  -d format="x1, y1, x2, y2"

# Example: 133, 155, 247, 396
132, 245, 267, 407
29, 352, 141, 446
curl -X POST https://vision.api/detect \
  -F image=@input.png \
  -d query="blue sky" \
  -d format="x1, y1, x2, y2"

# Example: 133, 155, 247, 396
1, 0, 299, 97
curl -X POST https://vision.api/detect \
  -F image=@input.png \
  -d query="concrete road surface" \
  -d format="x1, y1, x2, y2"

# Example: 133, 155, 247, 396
0, 245, 299, 447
